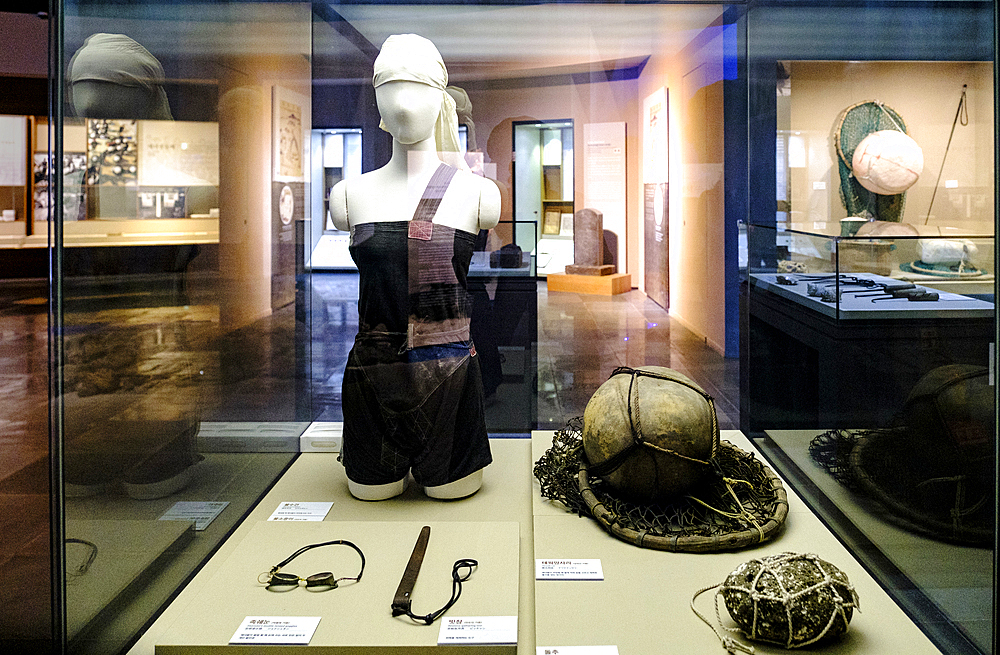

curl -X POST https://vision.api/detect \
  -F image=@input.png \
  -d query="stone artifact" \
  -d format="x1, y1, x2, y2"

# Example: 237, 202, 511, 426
565, 208, 614, 275
716, 553, 859, 650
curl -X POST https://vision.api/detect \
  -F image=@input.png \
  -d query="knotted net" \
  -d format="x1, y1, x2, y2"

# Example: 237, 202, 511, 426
691, 552, 859, 653
834, 100, 908, 221
533, 419, 788, 552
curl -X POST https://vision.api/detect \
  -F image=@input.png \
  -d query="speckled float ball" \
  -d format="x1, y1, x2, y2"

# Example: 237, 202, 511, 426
721, 552, 859, 648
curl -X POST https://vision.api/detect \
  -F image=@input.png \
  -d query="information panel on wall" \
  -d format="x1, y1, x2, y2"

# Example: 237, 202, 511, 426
583, 122, 626, 272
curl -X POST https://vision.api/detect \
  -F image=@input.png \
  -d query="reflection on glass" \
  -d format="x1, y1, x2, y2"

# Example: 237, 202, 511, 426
58, 4, 311, 651
748, 34, 994, 655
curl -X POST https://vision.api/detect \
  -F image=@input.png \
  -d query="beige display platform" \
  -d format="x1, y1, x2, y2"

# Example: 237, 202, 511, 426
67, 519, 193, 640
129, 440, 534, 655
530, 430, 944, 655
767, 429, 992, 650
546, 272, 631, 296
155, 520, 518, 654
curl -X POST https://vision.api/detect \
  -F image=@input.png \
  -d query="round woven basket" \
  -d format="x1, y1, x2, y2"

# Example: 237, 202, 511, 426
575, 441, 789, 552
849, 429, 992, 545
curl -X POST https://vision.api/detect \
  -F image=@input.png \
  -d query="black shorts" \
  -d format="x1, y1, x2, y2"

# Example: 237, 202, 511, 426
341, 334, 492, 487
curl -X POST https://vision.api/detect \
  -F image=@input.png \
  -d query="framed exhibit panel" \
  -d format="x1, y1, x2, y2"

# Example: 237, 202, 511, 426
740, 3, 996, 655
0, 114, 29, 242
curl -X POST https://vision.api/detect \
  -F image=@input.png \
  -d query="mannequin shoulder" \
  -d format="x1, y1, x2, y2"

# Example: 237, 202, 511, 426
329, 179, 350, 231
470, 173, 501, 230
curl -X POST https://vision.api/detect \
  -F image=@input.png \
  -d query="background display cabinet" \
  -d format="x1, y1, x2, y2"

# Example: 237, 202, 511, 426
742, 3, 995, 654
745, 226, 993, 431
513, 120, 575, 276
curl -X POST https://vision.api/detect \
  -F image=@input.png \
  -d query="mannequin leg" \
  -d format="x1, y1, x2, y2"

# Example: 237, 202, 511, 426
424, 469, 483, 500
348, 477, 406, 501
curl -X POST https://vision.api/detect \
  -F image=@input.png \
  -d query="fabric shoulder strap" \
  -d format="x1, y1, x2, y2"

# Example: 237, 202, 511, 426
411, 163, 458, 222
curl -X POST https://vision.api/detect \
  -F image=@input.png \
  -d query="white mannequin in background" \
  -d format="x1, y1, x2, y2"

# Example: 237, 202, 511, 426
331, 37, 500, 502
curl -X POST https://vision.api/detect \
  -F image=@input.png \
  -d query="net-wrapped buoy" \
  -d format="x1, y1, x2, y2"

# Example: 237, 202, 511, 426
582, 366, 718, 503
693, 553, 859, 652
851, 129, 923, 195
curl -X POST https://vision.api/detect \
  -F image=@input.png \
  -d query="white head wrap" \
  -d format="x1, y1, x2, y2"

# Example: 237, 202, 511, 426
67, 33, 173, 120
373, 34, 462, 160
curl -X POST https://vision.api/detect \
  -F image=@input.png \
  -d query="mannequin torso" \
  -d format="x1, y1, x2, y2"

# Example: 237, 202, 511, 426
336, 79, 498, 501
330, 81, 499, 233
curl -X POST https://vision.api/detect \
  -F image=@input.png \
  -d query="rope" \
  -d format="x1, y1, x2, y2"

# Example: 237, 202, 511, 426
691, 584, 755, 654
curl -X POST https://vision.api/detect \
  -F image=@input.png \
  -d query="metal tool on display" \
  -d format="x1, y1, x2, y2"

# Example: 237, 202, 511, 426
390, 525, 478, 625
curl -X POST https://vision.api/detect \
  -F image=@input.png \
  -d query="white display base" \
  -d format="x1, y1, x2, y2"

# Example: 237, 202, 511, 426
133, 435, 948, 655
131, 439, 534, 655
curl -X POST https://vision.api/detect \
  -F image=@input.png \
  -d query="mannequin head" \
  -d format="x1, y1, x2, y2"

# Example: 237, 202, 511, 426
375, 81, 441, 145
372, 34, 460, 157
67, 33, 173, 120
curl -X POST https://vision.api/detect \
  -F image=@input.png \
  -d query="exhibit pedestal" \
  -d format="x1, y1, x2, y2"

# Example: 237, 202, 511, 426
155, 521, 519, 654
134, 435, 945, 655
546, 272, 631, 296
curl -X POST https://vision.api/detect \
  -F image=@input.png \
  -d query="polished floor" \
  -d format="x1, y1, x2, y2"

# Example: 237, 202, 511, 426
0, 271, 739, 650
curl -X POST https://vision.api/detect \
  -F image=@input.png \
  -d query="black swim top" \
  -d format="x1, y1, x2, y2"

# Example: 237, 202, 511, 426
348, 164, 477, 349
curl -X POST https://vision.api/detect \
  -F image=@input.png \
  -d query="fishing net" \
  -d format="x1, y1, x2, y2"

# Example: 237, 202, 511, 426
834, 100, 909, 222
811, 427, 993, 545
534, 418, 788, 552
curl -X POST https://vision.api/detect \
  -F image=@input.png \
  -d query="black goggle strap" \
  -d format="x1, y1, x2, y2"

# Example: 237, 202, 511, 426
259, 539, 366, 588
396, 558, 478, 625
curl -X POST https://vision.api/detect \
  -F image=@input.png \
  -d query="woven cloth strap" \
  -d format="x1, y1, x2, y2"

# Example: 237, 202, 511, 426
408, 163, 457, 239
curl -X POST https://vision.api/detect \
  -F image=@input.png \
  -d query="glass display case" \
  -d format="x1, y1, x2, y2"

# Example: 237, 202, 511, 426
742, 3, 995, 655
3, 0, 993, 653
746, 224, 993, 429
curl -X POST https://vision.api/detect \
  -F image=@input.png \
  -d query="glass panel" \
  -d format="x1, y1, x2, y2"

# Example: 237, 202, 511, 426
57, 2, 312, 651
744, 3, 995, 654
310, 2, 731, 435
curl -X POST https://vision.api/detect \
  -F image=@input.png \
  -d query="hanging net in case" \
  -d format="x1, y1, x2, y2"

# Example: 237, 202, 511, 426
834, 100, 911, 222
534, 417, 788, 552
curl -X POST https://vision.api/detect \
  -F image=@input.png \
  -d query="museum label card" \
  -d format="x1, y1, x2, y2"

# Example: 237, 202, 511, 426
537, 647, 619, 655
268, 501, 333, 521
535, 559, 604, 580
229, 616, 320, 645
437, 616, 517, 645
158, 501, 229, 531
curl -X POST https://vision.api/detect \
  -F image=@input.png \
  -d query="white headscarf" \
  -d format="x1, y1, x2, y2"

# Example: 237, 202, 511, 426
373, 34, 462, 161
67, 33, 173, 120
